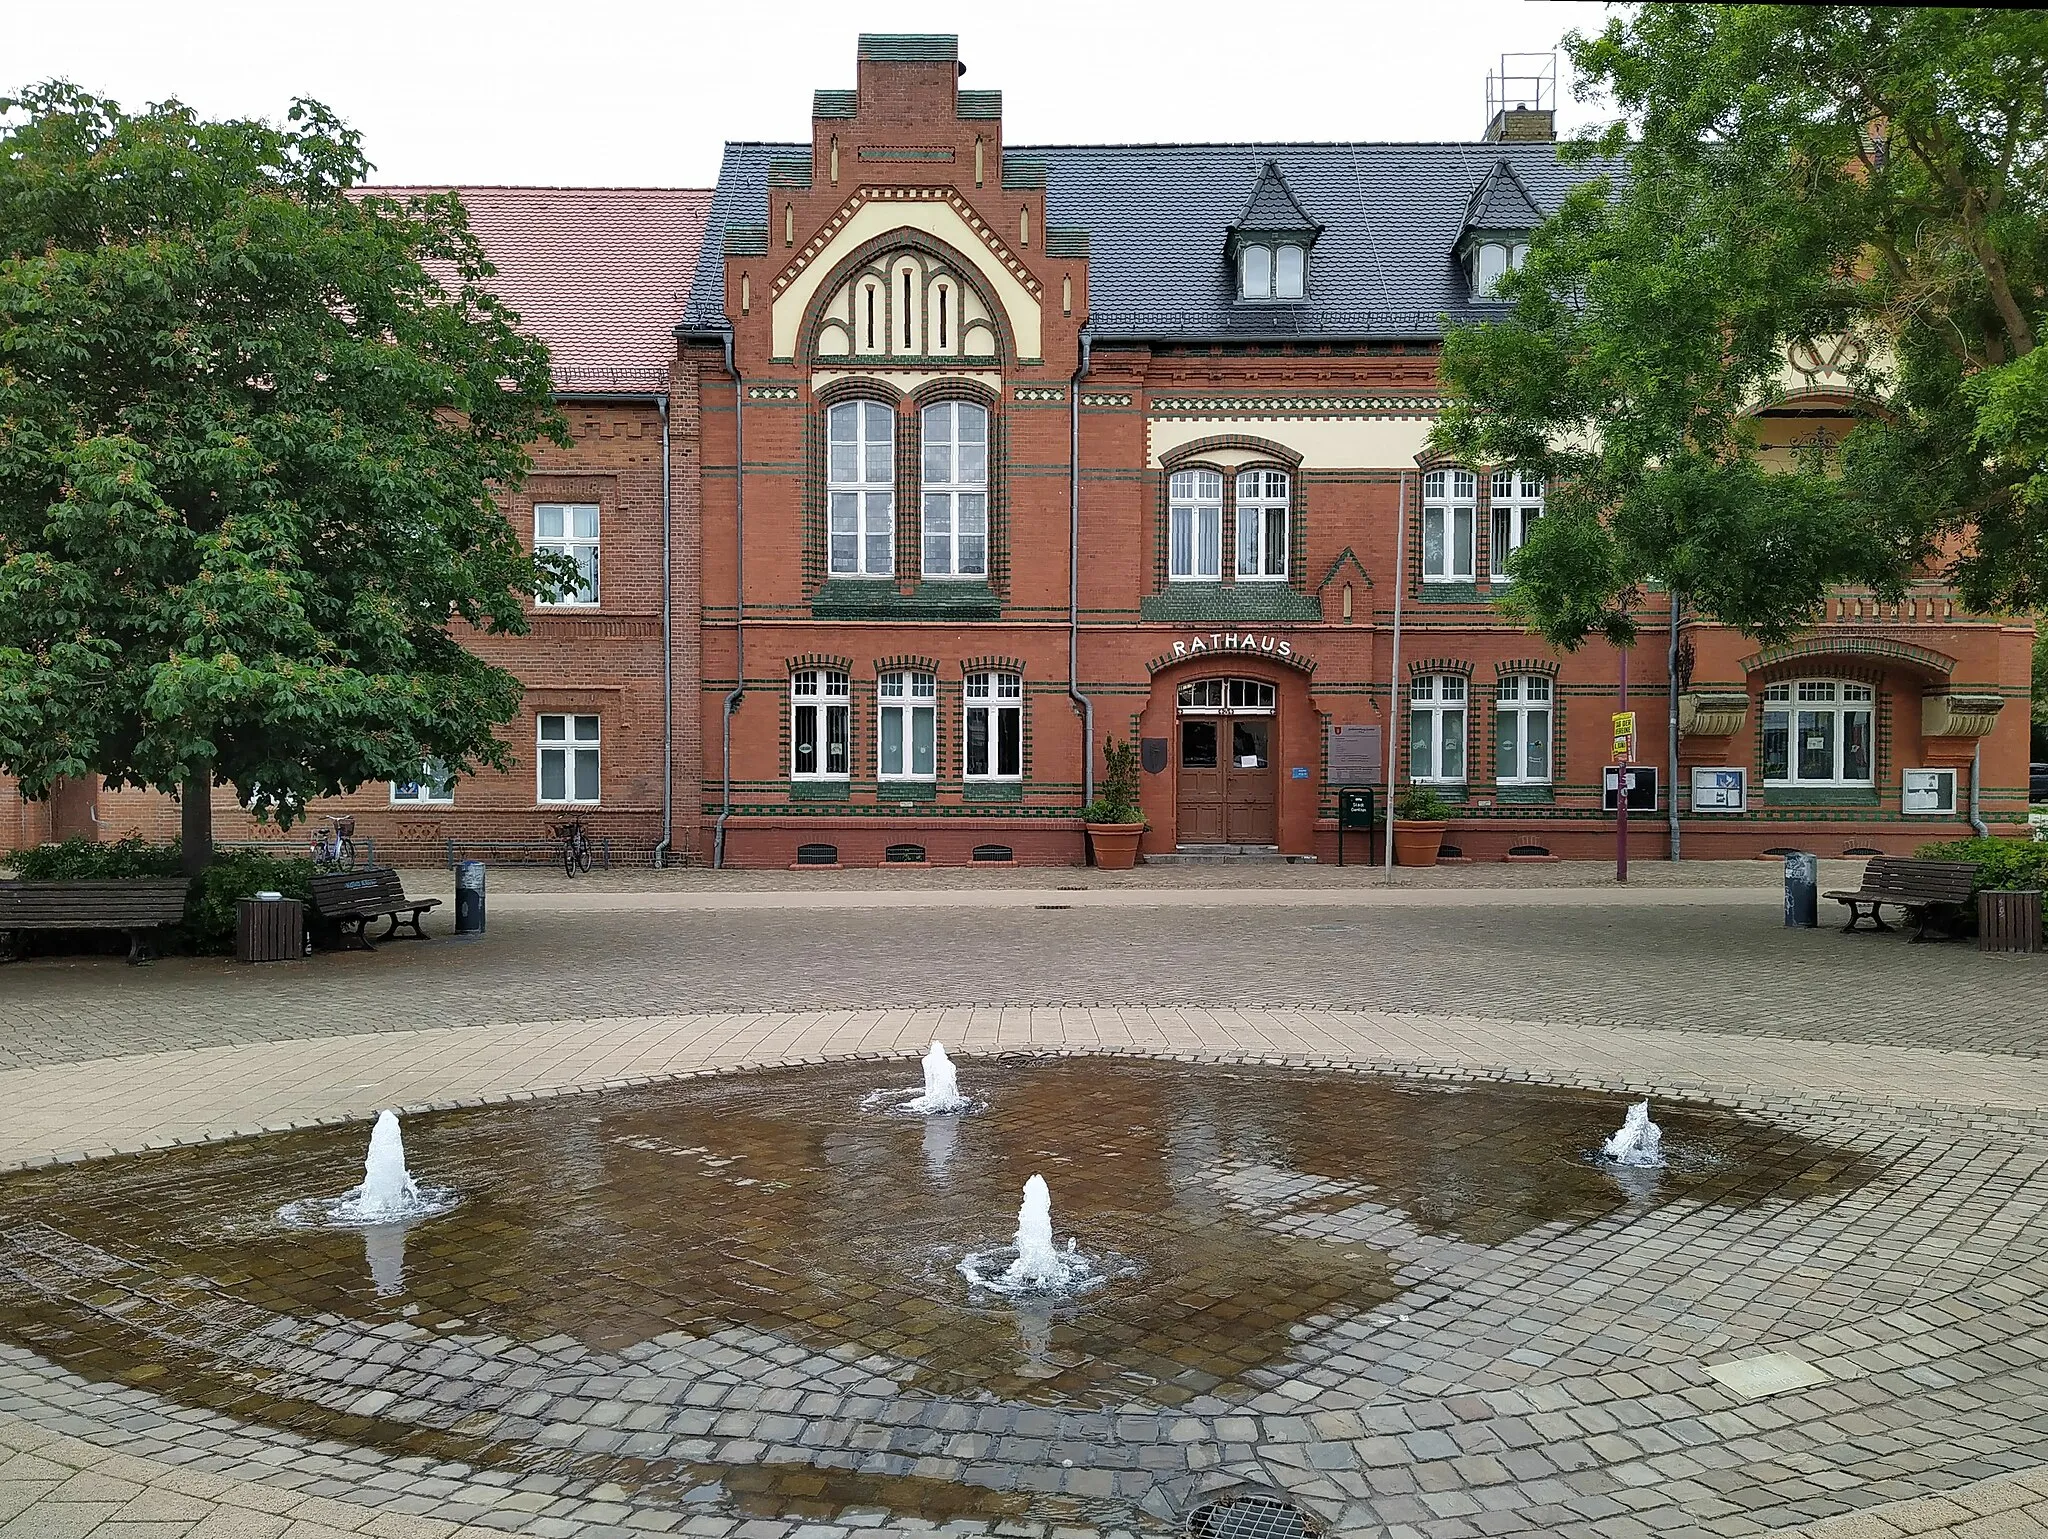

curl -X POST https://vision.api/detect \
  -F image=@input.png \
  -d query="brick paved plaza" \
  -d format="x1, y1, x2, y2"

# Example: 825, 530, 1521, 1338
3, 866, 2047, 1539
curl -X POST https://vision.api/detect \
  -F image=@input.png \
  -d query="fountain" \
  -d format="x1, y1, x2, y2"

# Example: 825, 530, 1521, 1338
959, 1174, 1094, 1295
278, 1110, 454, 1230
1601, 1100, 1666, 1169
906, 1041, 970, 1115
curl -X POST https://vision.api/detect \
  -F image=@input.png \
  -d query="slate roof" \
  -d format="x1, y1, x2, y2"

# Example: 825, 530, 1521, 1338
1462, 158, 1545, 235
681, 140, 1619, 342
367, 186, 712, 392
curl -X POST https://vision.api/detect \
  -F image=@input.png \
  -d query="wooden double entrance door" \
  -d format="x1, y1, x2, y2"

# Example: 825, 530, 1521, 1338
1175, 678, 1277, 846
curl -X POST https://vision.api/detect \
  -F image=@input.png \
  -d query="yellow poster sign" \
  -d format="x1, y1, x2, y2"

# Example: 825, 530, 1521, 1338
1611, 710, 1637, 760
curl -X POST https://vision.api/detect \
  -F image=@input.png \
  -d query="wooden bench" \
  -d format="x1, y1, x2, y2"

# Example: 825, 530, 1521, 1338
309, 868, 440, 951
0, 879, 190, 964
1824, 856, 1978, 942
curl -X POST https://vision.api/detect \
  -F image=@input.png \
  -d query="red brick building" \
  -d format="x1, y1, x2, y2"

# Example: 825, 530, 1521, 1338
5, 36, 2034, 867
676, 35, 2032, 867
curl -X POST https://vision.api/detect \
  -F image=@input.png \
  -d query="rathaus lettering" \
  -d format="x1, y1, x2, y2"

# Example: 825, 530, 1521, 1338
1172, 633, 1293, 661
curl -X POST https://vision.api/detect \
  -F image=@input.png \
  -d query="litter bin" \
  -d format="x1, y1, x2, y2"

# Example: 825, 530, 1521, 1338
455, 860, 486, 935
1783, 851, 1818, 929
236, 895, 305, 963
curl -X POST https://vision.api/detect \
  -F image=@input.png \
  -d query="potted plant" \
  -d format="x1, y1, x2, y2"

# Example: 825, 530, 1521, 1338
1392, 784, 1453, 867
1082, 736, 1147, 870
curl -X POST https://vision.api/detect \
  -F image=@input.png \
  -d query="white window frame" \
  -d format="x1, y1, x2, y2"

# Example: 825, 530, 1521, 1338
1273, 243, 1305, 299
920, 400, 988, 578
877, 669, 937, 781
390, 759, 455, 805
1409, 674, 1468, 784
1489, 470, 1544, 582
827, 400, 895, 577
964, 671, 1023, 781
1422, 470, 1477, 582
1169, 468, 1224, 581
1235, 469, 1290, 580
534, 503, 599, 606
1176, 678, 1277, 714
1495, 675, 1553, 785
790, 669, 850, 781
1761, 678, 1875, 787
537, 714, 600, 805
1239, 244, 1271, 299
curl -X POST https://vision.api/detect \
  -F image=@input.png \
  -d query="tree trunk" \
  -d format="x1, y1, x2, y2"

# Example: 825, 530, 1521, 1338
180, 764, 215, 876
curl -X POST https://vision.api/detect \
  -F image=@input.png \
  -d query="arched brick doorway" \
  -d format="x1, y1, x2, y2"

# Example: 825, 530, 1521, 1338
1175, 677, 1278, 845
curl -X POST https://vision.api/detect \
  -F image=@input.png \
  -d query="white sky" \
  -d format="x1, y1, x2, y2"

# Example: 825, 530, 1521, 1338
10, 0, 1620, 188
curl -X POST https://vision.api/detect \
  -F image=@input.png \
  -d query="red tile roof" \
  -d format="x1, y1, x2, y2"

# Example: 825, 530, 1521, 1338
364, 186, 713, 393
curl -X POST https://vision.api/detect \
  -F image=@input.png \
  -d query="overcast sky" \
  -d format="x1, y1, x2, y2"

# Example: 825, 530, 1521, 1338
11, 0, 1621, 188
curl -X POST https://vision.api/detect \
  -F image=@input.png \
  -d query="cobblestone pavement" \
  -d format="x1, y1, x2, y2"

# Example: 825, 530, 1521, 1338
2, 874, 2043, 1070
3, 876, 2048, 1539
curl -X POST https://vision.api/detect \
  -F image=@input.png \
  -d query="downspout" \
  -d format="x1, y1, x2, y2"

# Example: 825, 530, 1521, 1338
1666, 592, 1681, 862
1068, 329, 1095, 807
653, 393, 673, 868
1970, 741, 1988, 838
714, 327, 744, 868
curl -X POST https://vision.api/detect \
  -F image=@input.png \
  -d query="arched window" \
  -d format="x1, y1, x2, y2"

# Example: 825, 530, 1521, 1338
1422, 469, 1477, 582
1496, 675, 1552, 784
1177, 678, 1277, 712
921, 400, 988, 578
1489, 469, 1544, 582
1273, 243, 1305, 299
827, 400, 894, 576
1235, 469, 1290, 580
1169, 469, 1224, 580
1474, 242, 1509, 297
964, 671, 1022, 780
878, 670, 937, 780
1762, 679, 1874, 786
1409, 674, 1467, 783
790, 670, 850, 780
1239, 244, 1272, 300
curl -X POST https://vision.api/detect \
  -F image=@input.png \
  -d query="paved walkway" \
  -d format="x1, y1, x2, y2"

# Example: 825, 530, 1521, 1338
3, 876, 2048, 1539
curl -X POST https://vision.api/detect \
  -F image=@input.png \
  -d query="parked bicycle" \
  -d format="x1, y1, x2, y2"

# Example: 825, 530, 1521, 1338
309, 815, 358, 871
553, 819, 593, 878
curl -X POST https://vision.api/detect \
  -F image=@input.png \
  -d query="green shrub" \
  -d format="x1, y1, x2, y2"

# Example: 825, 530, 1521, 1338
9, 835, 183, 880
184, 852, 315, 953
1917, 837, 2048, 938
4, 838, 312, 953
1395, 784, 1455, 821
1082, 736, 1145, 825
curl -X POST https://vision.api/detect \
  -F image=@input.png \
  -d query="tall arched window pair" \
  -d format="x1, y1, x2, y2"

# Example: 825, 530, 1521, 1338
826, 399, 988, 579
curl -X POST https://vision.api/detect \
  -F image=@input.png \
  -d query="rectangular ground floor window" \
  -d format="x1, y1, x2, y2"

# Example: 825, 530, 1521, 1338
538, 715, 600, 803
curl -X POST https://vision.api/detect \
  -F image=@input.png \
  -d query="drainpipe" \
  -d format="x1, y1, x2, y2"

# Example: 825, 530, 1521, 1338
653, 393, 673, 867
1970, 741, 1988, 837
1666, 592, 1682, 862
713, 327, 744, 868
1068, 329, 1095, 807
1382, 471, 1409, 874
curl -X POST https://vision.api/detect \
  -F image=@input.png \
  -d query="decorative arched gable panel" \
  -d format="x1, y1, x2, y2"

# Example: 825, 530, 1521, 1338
809, 236, 1007, 363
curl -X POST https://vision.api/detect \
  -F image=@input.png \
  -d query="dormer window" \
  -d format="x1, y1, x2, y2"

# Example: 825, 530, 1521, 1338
1238, 242, 1308, 301
1228, 160, 1321, 305
1456, 159, 1543, 302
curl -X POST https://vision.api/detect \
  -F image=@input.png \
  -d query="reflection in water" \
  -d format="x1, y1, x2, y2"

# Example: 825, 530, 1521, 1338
922, 1112, 958, 1178
1013, 1295, 1058, 1380
363, 1221, 408, 1297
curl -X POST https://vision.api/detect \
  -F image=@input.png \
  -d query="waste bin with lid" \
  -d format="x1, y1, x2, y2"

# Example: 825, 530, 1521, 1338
455, 860, 486, 934
236, 895, 305, 963
1783, 852, 1818, 929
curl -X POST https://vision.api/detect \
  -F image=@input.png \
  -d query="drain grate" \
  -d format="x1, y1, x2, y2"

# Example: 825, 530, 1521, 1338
1188, 1494, 1317, 1539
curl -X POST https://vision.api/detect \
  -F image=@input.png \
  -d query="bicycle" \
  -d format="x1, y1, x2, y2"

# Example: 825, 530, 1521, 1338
553, 819, 593, 878
309, 815, 358, 871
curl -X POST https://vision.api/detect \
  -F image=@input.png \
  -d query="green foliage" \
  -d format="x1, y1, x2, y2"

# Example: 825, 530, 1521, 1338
1436, 6, 2048, 648
3, 836, 310, 951
8, 834, 181, 879
183, 850, 314, 953
1083, 736, 1144, 824
1395, 785, 1455, 821
1918, 837, 2048, 893
2033, 628, 2047, 761
0, 83, 572, 858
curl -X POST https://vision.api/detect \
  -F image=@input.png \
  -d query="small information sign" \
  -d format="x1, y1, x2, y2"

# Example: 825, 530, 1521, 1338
1602, 764, 1659, 812
1691, 766, 1748, 813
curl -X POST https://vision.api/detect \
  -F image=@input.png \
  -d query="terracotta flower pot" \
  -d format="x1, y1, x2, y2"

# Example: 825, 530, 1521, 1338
1392, 819, 1449, 867
1086, 822, 1145, 870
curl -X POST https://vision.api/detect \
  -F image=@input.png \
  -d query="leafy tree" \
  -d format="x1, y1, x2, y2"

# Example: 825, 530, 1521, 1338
0, 84, 570, 872
1433, 6, 2047, 650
